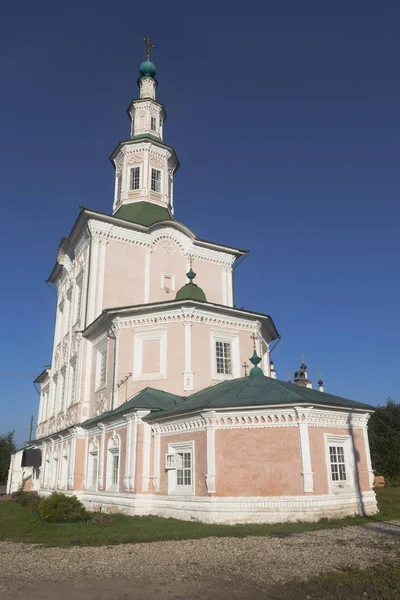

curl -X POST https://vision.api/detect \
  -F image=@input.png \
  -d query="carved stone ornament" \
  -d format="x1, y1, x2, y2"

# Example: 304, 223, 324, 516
161, 242, 176, 255
127, 152, 144, 165
54, 344, 61, 370
149, 155, 164, 169
65, 407, 77, 427
140, 78, 156, 99
94, 394, 107, 416
62, 335, 69, 365
71, 323, 80, 356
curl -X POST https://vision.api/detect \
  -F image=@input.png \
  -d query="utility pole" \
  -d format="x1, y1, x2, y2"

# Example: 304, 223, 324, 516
28, 415, 34, 443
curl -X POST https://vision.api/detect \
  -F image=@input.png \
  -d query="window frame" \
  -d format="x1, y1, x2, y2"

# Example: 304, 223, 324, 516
95, 341, 108, 391
167, 441, 195, 496
151, 168, 162, 193
150, 116, 157, 131
106, 436, 120, 492
129, 166, 141, 191
324, 434, 355, 493
210, 331, 240, 381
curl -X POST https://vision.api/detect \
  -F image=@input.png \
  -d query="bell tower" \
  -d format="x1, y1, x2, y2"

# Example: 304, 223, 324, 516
110, 38, 179, 226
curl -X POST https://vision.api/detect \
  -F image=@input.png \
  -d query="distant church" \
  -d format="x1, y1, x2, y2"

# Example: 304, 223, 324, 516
8, 41, 377, 523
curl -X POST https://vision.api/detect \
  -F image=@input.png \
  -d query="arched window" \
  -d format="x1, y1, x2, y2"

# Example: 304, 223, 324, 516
51, 451, 59, 489
60, 446, 69, 489
106, 435, 120, 491
88, 440, 99, 490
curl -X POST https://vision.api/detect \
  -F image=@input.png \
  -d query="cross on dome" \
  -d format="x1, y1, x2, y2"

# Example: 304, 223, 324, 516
142, 37, 154, 60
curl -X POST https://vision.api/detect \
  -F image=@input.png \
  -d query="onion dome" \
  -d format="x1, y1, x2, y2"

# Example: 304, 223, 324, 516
175, 265, 207, 302
139, 59, 157, 79
318, 378, 323, 387
249, 349, 263, 378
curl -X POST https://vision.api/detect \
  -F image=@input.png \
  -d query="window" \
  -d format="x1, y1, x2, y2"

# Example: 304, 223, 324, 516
59, 370, 66, 412
161, 273, 175, 293
91, 454, 98, 486
176, 451, 192, 487
130, 166, 140, 190
167, 442, 194, 495
151, 116, 157, 131
151, 168, 161, 193
216, 341, 232, 375
329, 446, 347, 482
96, 344, 108, 390
116, 174, 122, 203
159, 117, 163, 128
112, 454, 119, 485
69, 362, 77, 406
75, 276, 83, 323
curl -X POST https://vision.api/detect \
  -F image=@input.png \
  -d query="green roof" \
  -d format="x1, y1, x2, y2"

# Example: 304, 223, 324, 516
145, 376, 374, 421
175, 281, 207, 302
114, 202, 172, 226
82, 387, 183, 427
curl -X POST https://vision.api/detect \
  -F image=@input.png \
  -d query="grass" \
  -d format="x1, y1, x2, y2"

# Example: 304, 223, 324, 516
271, 563, 400, 599
0, 487, 399, 547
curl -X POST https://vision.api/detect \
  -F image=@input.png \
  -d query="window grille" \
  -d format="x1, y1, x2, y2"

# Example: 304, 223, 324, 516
116, 174, 122, 203
216, 341, 232, 375
91, 455, 98, 486
151, 116, 157, 131
130, 167, 140, 190
176, 451, 192, 486
99, 348, 107, 388
151, 168, 161, 193
329, 446, 347, 481
112, 454, 119, 485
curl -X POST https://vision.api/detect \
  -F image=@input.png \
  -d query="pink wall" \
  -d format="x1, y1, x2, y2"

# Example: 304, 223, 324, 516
215, 428, 304, 496
103, 241, 146, 308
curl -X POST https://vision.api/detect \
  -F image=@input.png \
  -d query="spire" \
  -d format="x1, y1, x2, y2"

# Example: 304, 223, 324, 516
175, 260, 207, 302
318, 371, 324, 392
270, 359, 277, 379
249, 335, 263, 378
111, 38, 179, 225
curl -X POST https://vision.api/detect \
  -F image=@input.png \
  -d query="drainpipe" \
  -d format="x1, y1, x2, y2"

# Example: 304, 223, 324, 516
102, 310, 117, 411
79, 206, 92, 330
269, 335, 282, 354
232, 250, 250, 308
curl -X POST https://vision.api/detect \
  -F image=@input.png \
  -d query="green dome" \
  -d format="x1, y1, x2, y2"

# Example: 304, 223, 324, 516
175, 282, 207, 302
139, 60, 156, 78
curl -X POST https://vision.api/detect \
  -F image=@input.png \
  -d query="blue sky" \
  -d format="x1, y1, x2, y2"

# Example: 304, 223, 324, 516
1, 0, 399, 446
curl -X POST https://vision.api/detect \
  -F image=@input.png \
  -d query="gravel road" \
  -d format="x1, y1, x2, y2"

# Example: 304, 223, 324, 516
1, 521, 400, 600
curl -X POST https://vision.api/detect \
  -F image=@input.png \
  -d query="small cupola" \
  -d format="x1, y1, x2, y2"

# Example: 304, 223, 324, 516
175, 262, 207, 302
293, 356, 312, 388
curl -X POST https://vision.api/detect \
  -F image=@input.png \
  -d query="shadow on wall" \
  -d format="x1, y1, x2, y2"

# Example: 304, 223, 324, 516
348, 411, 365, 517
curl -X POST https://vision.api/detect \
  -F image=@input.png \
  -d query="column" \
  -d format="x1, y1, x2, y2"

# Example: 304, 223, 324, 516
144, 249, 151, 303
141, 416, 151, 492
123, 415, 133, 491
363, 416, 375, 488
294, 407, 314, 493
183, 322, 194, 391
203, 412, 217, 494
98, 423, 106, 490
153, 425, 161, 492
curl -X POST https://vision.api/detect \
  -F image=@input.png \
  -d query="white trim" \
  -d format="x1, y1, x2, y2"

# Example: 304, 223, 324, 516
96, 240, 107, 316
204, 415, 216, 494
141, 421, 151, 491
294, 407, 313, 493
98, 423, 106, 490
210, 330, 240, 380
324, 434, 355, 494
123, 416, 133, 491
75, 490, 378, 524
133, 328, 167, 381
183, 322, 193, 391
144, 249, 151, 303
226, 267, 233, 307
221, 268, 227, 305
88, 238, 99, 323
167, 441, 195, 496
362, 423, 374, 488
153, 426, 161, 492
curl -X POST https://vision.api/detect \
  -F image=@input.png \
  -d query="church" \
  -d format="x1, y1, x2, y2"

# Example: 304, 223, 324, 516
7, 41, 378, 523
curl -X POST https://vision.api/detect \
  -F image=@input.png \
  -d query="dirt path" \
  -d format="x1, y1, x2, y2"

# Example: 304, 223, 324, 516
1, 521, 400, 600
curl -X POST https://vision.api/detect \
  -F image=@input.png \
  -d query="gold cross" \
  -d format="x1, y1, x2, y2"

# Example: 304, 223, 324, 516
143, 37, 154, 60
250, 333, 258, 349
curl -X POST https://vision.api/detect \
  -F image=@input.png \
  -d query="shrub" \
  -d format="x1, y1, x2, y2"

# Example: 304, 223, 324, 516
12, 482, 30, 507
38, 493, 89, 524
27, 494, 41, 515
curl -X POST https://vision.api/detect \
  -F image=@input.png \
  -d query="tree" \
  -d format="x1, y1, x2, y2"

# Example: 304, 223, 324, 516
369, 398, 400, 481
0, 431, 16, 483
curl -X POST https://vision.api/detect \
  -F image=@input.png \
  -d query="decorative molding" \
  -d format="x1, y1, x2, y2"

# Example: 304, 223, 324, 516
142, 421, 151, 492
94, 393, 107, 417
294, 406, 314, 493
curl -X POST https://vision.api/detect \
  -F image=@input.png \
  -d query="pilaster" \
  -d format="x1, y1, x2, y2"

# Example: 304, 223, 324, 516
294, 406, 314, 493
183, 322, 194, 391
202, 412, 217, 494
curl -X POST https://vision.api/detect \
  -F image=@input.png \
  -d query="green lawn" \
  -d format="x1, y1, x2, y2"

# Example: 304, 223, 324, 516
0, 487, 399, 547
